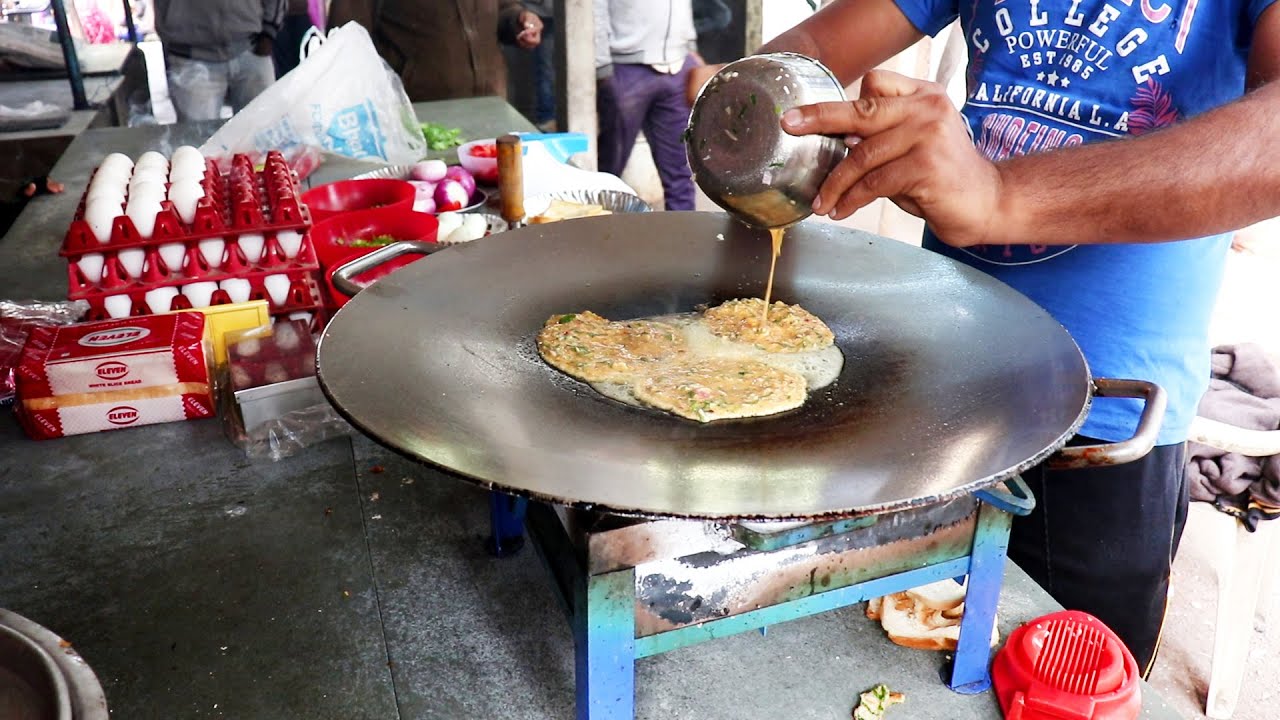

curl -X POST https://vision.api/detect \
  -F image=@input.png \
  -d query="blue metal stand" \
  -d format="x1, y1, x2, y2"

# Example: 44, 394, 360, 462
573, 569, 637, 720
514, 478, 1036, 719
485, 492, 528, 558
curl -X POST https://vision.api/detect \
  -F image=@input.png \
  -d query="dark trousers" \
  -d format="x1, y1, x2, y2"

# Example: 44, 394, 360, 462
596, 55, 697, 211
272, 13, 315, 78
531, 16, 556, 125
1010, 437, 1189, 676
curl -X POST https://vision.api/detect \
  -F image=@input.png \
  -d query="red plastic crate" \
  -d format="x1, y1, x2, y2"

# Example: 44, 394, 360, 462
61, 151, 311, 258
78, 268, 325, 323
62, 151, 323, 328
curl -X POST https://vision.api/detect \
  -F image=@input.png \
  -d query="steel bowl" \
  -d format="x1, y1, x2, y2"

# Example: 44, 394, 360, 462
686, 53, 848, 229
523, 189, 652, 219
0, 609, 108, 720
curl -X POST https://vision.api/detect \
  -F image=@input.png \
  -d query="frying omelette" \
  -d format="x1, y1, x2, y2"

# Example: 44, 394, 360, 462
633, 357, 807, 422
536, 311, 687, 383
703, 297, 835, 353
536, 300, 840, 422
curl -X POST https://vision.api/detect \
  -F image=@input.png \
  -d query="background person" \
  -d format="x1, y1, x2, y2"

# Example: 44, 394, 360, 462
327, 0, 543, 102
594, 0, 700, 211
154, 0, 285, 121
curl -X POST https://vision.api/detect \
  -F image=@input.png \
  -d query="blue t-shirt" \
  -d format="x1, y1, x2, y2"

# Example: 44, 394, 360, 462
892, 0, 1275, 444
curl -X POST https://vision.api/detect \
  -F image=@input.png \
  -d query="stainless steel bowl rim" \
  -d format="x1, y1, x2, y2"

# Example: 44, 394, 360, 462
686, 52, 849, 229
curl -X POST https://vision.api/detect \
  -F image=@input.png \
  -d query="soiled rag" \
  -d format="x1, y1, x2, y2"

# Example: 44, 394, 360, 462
1186, 344, 1280, 530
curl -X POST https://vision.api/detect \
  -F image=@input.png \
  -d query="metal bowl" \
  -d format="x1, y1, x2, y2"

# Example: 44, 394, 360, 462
523, 189, 652, 219
685, 53, 848, 229
0, 609, 108, 720
0, 623, 71, 720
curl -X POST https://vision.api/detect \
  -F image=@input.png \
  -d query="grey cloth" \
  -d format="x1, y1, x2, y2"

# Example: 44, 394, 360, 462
167, 49, 276, 121
1187, 344, 1280, 523
594, 0, 697, 74
155, 0, 287, 62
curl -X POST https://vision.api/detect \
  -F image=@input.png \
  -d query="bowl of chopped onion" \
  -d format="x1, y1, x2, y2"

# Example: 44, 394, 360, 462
308, 207, 439, 308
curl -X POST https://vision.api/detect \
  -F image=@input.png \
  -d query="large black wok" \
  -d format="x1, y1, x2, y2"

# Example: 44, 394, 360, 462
317, 212, 1148, 520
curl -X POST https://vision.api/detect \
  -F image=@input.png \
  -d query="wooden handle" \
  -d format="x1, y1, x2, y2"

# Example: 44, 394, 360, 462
497, 134, 524, 224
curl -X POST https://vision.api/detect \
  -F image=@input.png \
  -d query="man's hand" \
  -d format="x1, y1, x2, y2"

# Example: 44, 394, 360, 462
516, 11, 543, 50
781, 70, 1003, 249
254, 34, 273, 57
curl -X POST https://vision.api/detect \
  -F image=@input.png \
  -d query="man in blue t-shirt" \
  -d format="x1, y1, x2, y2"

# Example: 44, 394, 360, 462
709, 0, 1280, 674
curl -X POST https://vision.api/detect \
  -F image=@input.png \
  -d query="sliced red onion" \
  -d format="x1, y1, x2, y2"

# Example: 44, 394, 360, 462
444, 166, 476, 198
434, 179, 470, 212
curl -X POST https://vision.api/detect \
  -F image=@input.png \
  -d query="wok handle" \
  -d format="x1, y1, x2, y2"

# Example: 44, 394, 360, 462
497, 133, 524, 226
1049, 378, 1167, 469
330, 241, 441, 298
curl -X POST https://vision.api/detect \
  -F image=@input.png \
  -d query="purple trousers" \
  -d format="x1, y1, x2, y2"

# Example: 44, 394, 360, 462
597, 55, 697, 211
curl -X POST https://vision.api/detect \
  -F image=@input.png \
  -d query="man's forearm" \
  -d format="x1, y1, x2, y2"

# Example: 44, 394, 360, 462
757, 0, 922, 85
995, 80, 1280, 247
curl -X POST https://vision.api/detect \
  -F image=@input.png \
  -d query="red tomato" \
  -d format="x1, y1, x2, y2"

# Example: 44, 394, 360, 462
468, 143, 498, 159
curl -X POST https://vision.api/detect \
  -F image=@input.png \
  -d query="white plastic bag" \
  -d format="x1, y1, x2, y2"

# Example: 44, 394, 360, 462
200, 22, 426, 174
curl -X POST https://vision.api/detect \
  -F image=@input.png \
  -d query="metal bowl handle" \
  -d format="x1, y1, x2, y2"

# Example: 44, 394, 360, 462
331, 241, 442, 298
1049, 378, 1167, 469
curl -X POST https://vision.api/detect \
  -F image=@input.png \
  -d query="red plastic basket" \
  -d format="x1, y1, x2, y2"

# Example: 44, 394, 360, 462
300, 179, 416, 223
308, 207, 439, 309
992, 610, 1141, 720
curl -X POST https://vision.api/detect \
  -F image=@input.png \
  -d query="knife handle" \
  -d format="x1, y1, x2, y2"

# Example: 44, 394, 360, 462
497, 134, 524, 225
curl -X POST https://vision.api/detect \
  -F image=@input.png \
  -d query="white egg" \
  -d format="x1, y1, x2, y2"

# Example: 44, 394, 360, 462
126, 198, 163, 238
86, 182, 126, 208
92, 163, 132, 189
171, 145, 203, 167
168, 161, 206, 185
128, 180, 167, 209
129, 166, 167, 188
135, 151, 169, 172
167, 181, 205, 225
84, 198, 121, 243
98, 153, 134, 176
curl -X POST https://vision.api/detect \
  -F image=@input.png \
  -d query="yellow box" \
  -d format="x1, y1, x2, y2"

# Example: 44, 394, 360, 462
170, 300, 271, 367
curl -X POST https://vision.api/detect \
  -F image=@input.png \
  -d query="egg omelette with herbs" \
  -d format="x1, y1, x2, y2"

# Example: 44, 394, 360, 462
536, 298, 842, 422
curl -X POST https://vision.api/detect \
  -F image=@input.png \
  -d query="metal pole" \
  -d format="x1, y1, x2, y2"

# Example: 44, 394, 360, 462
48, 0, 90, 110
121, 0, 139, 43
745, 0, 763, 52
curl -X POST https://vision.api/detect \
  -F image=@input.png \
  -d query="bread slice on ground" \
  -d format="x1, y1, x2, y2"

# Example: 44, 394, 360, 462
866, 579, 999, 651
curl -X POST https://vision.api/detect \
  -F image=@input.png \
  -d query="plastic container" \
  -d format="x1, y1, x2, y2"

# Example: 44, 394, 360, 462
307, 207, 439, 308
300, 178, 416, 222
457, 138, 501, 185
992, 610, 1141, 720
227, 320, 325, 435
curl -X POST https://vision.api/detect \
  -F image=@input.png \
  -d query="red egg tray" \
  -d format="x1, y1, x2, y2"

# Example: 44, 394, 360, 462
77, 268, 326, 324
60, 150, 326, 331
65, 224, 319, 299
61, 151, 311, 258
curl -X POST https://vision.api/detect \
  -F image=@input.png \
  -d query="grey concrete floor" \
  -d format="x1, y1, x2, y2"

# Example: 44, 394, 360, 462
0, 418, 1187, 719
